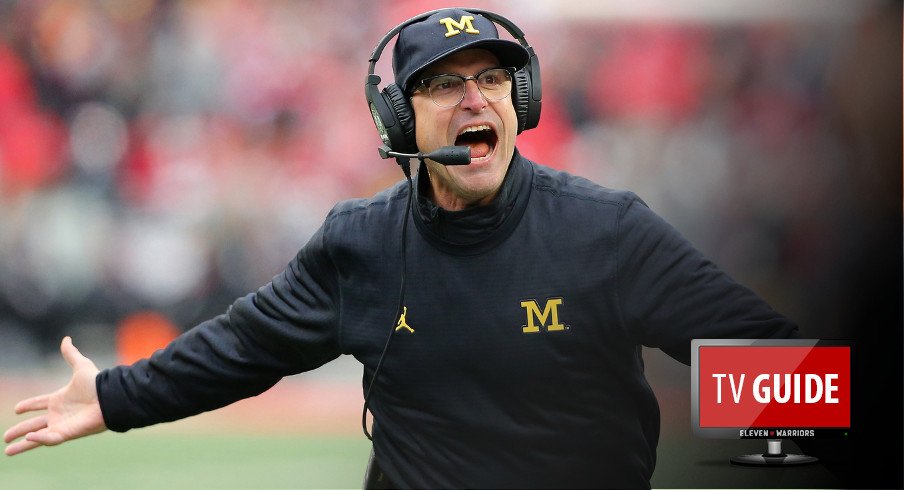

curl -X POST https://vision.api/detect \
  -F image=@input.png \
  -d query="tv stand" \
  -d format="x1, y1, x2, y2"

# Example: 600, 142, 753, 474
730, 439, 818, 466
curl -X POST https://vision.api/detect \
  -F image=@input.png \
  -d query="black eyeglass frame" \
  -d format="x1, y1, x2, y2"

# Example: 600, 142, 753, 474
411, 66, 516, 106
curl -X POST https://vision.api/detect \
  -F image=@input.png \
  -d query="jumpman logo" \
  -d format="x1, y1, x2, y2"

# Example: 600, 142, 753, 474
395, 306, 414, 333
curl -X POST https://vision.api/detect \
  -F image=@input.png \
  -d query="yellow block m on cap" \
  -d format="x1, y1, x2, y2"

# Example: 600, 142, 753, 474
439, 15, 480, 37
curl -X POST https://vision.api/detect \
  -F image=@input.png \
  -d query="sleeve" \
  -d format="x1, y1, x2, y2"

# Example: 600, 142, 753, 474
96, 220, 342, 432
615, 194, 799, 365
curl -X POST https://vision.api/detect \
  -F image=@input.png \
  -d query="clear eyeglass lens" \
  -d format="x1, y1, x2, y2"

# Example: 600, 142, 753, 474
427, 68, 512, 107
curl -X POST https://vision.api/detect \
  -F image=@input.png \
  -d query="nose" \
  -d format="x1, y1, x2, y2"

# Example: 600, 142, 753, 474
459, 79, 487, 112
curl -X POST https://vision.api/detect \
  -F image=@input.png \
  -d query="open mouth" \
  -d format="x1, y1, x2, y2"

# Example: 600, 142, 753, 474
454, 124, 498, 161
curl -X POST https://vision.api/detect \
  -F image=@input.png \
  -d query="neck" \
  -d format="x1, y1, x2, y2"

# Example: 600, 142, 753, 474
422, 159, 510, 212
428, 185, 500, 211
411, 152, 530, 255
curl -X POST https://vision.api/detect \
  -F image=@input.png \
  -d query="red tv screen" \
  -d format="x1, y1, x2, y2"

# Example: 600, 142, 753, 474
691, 339, 852, 439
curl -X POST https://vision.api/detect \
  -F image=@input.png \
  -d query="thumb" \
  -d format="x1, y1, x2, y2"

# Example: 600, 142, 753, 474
60, 336, 89, 370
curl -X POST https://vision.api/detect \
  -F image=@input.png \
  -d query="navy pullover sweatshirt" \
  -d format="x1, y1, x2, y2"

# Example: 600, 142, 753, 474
97, 151, 798, 488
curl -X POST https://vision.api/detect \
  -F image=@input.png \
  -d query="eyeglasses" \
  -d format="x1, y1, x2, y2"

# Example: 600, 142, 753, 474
412, 67, 514, 108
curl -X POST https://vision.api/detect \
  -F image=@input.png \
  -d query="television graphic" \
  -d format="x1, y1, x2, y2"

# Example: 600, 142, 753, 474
691, 339, 852, 466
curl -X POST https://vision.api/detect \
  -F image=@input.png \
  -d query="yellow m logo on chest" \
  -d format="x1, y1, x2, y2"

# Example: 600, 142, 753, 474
520, 298, 566, 333
438, 16, 480, 38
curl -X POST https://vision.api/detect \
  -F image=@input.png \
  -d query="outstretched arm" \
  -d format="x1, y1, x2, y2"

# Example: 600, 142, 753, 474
4, 337, 107, 456
615, 195, 799, 364
96, 222, 341, 432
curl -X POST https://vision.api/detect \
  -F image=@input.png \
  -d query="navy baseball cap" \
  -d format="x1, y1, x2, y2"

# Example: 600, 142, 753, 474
392, 8, 529, 94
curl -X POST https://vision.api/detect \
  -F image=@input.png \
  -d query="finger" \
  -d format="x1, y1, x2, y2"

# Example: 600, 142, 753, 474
60, 336, 87, 369
26, 428, 65, 447
14, 394, 50, 414
3, 415, 47, 443
4, 438, 42, 456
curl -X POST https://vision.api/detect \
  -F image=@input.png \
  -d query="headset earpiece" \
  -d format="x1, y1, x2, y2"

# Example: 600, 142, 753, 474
518, 54, 542, 132
512, 69, 531, 134
381, 84, 417, 153
366, 75, 418, 154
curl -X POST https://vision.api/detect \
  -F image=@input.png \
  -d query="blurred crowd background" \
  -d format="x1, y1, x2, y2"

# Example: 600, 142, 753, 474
0, 0, 900, 487
0, 0, 899, 376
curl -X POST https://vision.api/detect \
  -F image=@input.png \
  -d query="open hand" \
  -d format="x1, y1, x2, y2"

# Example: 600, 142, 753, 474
4, 337, 107, 456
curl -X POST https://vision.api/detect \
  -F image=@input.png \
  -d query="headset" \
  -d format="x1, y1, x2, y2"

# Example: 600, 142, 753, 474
365, 7, 542, 156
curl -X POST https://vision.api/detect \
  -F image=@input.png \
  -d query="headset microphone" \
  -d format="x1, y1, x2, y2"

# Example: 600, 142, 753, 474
378, 145, 471, 165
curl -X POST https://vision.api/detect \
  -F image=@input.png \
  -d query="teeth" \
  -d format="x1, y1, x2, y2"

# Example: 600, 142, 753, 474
458, 124, 491, 136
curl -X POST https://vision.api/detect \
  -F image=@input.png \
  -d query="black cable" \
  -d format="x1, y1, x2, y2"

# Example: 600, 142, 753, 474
361, 158, 414, 441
